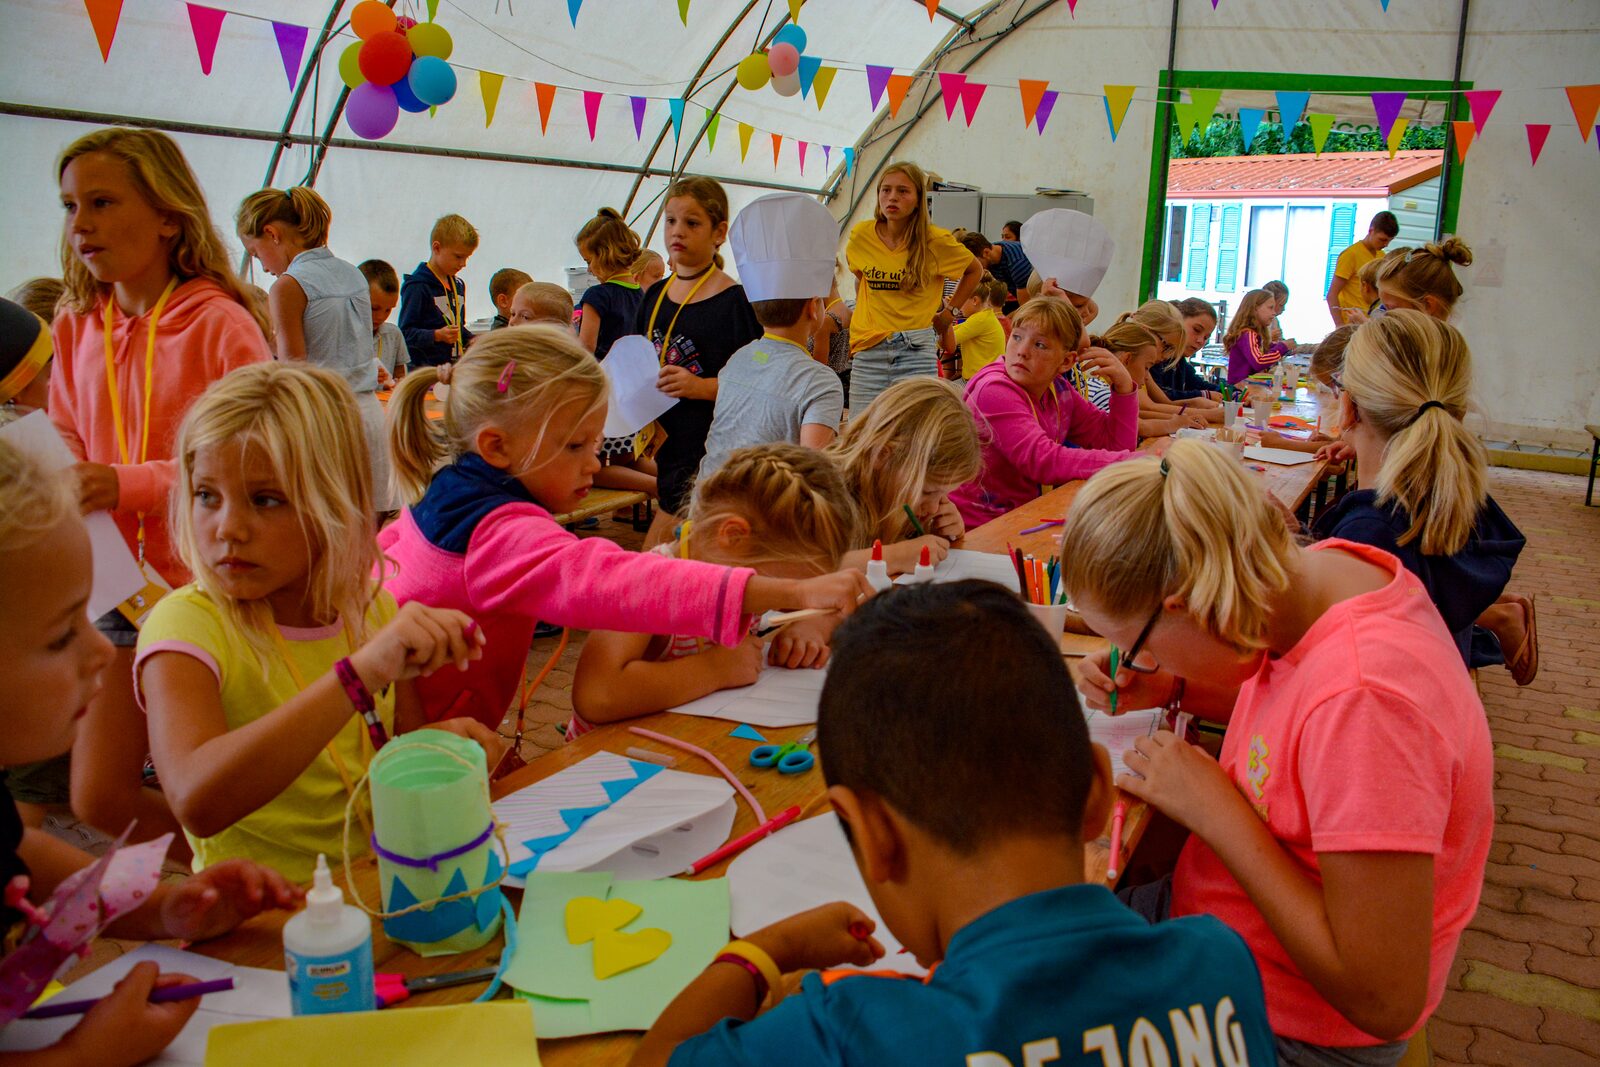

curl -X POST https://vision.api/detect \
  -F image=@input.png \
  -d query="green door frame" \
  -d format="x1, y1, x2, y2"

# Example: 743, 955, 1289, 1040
1138, 69, 1470, 300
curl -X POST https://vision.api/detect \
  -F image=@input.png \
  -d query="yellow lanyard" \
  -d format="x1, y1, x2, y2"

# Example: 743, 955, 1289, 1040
269, 626, 374, 838
428, 266, 463, 359
646, 269, 717, 367
374, 332, 384, 374
759, 332, 809, 356
103, 278, 177, 565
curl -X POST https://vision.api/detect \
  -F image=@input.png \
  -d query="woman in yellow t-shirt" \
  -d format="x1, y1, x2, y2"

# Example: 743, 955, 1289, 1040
845, 161, 982, 414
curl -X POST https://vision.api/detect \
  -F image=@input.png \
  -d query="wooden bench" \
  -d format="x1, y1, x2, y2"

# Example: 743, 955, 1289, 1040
552, 488, 652, 531
1587, 425, 1599, 506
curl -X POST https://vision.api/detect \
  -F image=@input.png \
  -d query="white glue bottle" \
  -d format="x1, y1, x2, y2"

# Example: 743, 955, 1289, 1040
284, 853, 375, 1015
866, 539, 894, 593
910, 544, 936, 584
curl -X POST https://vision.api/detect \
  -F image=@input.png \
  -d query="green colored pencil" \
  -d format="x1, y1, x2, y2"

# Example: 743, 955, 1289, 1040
902, 504, 925, 536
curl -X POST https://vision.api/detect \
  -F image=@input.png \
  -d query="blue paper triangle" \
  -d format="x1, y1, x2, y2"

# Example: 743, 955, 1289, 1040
1275, 91, 1310, 136
387, 875, 420, 911
729, 724, 767, 742
669, 98, 685, 141
797, 55, 822, 100
560, 804, 611, 832
567, 0, 582, 24
475, 852, 504, 931
1239, 107, 1265, 151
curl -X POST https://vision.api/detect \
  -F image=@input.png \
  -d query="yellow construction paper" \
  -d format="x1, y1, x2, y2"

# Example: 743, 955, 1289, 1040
594, 926, 673, 980
204, 1001, 540, 1066
565, 895, 642, 944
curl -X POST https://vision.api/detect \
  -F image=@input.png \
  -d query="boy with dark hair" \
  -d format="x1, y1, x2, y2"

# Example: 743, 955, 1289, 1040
358, 258, 409, 385
398, 213, 478, 366
1326, 212, 1398, 327
488, 267, 532, 330
635, 581, 1275, 1067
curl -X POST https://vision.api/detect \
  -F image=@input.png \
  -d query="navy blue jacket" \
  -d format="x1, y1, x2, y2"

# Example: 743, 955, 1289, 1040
1150, 355, 1215, 401
399, 262, 473, 366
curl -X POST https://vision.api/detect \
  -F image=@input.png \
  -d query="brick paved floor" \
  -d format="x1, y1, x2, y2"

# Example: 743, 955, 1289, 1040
506, 471, 1600, 1066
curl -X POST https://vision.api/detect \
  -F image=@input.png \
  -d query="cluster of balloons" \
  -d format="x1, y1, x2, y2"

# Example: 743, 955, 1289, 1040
338, 1, 458, 140
734, 24, 810, 98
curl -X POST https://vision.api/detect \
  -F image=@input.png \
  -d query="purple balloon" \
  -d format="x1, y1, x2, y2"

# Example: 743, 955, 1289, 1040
392, 75, 429, 113
347, 82, 399, 139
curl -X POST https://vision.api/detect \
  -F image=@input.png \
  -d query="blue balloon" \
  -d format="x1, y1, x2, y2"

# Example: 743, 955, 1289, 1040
392, 73, 430, 113
772, 24, 806, 53
407, 55, 457, 107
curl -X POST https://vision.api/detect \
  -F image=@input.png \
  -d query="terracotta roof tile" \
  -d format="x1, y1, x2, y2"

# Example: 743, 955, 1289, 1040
1167, 150, 1443, 199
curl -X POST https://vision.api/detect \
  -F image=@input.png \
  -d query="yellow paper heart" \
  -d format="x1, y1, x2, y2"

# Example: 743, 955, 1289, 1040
564, 896, 643, 945
593, 926, 673, 980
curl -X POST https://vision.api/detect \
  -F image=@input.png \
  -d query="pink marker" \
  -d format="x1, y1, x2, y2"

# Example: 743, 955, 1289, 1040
1107, 798, 1129, 882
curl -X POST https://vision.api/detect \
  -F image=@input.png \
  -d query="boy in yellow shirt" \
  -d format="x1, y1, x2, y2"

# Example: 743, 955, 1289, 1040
954, 276, 1008, 381
1326, 211, 1397, 327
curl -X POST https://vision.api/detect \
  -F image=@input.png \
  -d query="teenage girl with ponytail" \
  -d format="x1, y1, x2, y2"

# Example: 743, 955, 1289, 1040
1064, 438, 1493, 1064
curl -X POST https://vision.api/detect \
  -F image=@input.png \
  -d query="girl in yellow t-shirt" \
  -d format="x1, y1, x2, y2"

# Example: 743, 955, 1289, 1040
844, 161, 982, 414
136, 363, 502, 882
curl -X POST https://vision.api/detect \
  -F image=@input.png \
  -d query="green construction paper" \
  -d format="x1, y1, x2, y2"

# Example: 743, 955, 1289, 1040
504, 872, 730, 1037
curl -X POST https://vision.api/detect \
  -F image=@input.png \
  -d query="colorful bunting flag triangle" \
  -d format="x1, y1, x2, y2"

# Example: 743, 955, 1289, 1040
84, 0, 124, 62
271, 21, 308, 89
738, 121, 754, 161
771, 132, 783, 169
186, 4, 225, 76
938, 72, 966, 120
678, 0, 691, 24
1035, 89, 1058, 134
1463, 89, 1500, 134
886, 74, 914, 118
1384, 117, 1409, 158
798, 55, 821, 99
1103, 85, 1135, 141
798, 140, 808, 173
959, 81, 986, 126
812, 65, 837, 110
1308, 113, 1336, 155
1019, 79, 1049, 128
1371, 91, 1407, 142
1450, 120, 1475, 163
583, 90, 602, 140
631, 96, 647, 139
1239, 107, 1265, 151
480, 71, 505, 128
924, 0, 939, 18
1526, 123, 1550, 165
567, 0, 583, 25
1275, 90, 1310, 135
843, 147, 855, 175
705, 111, 720, 151
535, 83, 556, 134
866, 65, 892, 111
1566, 85, 1600, 143
669, 98, 685, 141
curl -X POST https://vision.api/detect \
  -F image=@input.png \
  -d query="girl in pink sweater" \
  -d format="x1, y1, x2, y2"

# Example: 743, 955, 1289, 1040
382, 327, 873, 731
951, 297, 1139, 528
52, 127, 271, 846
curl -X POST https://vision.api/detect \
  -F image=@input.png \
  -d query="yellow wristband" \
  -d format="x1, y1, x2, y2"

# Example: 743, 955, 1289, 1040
719, 940, 784, 1004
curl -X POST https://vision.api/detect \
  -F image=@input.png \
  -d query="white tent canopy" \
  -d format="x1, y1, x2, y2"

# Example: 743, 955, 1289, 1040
2, 0, 1596, 446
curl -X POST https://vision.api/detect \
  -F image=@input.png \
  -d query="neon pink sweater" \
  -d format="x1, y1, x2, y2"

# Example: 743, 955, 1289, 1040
379, 505, 755, 728
951, 360, 1139, 527
49, 279, 271, 585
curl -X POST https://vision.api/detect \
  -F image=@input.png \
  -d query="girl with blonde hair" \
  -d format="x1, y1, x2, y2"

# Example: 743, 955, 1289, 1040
52, 126, 271, 845
828, 376, 980, 574
236, 185, 392, 511
950, 296, 1137, 527
571, 444, 863, 733
1373, 237, 1473, 320
1064, 438, 1493, 1064
844, 161, 983, 411
1311, 309, 1531, 681
381, 326, 872, 731
137, 362, 497, 881
1223, 288, 1290, 385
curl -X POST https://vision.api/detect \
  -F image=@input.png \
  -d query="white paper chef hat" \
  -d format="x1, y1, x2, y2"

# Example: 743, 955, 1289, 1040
1020, 209, 1115, 297
728, 192, 838, 302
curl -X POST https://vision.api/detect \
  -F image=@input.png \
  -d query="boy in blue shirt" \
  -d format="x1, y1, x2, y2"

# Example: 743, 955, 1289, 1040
635, 581, 1275, 1067
399, 213, 477, 366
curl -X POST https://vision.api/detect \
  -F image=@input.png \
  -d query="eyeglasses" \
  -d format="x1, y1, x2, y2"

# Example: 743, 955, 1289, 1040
1119, 603, 1164, 674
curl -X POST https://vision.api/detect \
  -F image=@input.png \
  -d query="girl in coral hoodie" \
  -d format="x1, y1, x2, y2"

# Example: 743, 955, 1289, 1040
51, 127, 271, 847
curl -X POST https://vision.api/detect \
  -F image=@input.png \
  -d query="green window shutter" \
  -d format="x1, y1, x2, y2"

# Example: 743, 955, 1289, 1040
1215, 203, 1242, 292
1325, 202, 1357, 293
1185, 203, 1212, 290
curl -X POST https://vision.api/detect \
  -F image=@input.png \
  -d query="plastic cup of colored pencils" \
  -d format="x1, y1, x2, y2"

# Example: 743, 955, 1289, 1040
1021, 553, 1070, 634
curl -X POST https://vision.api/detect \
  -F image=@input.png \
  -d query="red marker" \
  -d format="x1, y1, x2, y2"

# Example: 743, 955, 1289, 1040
684, 805, 802, 875
1107, 798, 1129, 882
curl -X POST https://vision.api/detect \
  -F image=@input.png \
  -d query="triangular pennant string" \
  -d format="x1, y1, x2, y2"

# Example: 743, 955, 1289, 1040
1463, 89, 1500, 133
1067, 0, 1078, 14
1450, 120, 1475, 163
1370, 91, 1407, 142
426, 0, 439, 19
1565, 85, 1600, 143
797, 55, 821, 99
798, 140, 808, 173
583, 90, 602, 140
866, 65, 892, 110
705, 111, 720, 151
822, 144, 832, 169
738, 121, 754, 161
1275, 90, 1310, 135
534, 83, 556, 134
479, 71, 505, 128
630, 96, 647, 139
843, 147, 855, 175
1034, 89, 1059, 134
1239, 107, 1265, 151
771, 132, 782, 169
186, 4, 226, 76
1384, 117, 1409, 158
1103, 85, 1134, 141
677, 0, 690, 24
886, 74, 914, 118
84, 0, 124, 62
271, 21, 308, 89
938, 72, 967, 120
1308, 113, 1336, 155
1526, 123, 1551, 165
812, 65, 836, 110
924, 0, 939, 18
1018, 79, 1048, 127
567, 0, 583, 25
788, 0, 804, 19
959, 81, 986, 126
669, 98, 685, 141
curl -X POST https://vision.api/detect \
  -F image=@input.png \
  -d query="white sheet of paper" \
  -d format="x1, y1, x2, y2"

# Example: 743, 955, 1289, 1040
0, 944, 289, 1064
595, 796, 738, 881
894, 548, 1022, 592
0, 411, 146, 619
727, 813, 926, 976
601, 335, 677, 437
1243, 445, 1318, 466
1080, 702, 1166, 780
665, 658, 828, 728
493, 753, 735, 885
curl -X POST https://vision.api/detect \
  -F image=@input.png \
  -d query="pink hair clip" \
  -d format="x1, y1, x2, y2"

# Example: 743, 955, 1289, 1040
497, 361, 516, 393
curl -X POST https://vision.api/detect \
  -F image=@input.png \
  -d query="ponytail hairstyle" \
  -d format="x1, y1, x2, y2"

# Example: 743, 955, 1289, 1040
235, 186, 333, 249
0, 436, 78, 565
1114, 299, 1184, 365
664, 177, 731, 271
874, 161, 934, 293
1060, 439, 1295, 653
688, 444, 863, 573
172, 362, 378, 672
1222, 288, 1278, 352
981, 276, 1009, 309
1009, 294, 1085, 353
1374, 237, 1473, 318
1357, 254, 1386, 307
57, 127, 268, 335
1089, 318, 1165, 369
1341, 309, 1485, 555
576, 208, 644, 280
388, 324, 607, 505
827, 377, 980, 544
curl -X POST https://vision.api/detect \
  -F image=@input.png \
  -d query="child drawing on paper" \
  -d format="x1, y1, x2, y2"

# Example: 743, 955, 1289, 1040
570, 444, 862, 738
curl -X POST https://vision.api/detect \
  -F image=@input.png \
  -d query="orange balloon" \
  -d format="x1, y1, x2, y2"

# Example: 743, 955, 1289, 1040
351, 0, 397, 40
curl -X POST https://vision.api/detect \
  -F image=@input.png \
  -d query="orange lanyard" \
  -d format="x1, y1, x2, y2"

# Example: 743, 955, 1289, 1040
428, 266, 463, 359
103, 278, 177, 565
646, 270, 716, 367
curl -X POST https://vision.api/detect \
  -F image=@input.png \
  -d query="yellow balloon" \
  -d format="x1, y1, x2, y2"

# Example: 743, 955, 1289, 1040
736, 52, 771, 91
407, 22, 453, 60
338, 40, 366, 89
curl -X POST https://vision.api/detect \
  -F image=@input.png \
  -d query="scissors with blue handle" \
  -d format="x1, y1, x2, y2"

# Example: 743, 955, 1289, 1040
749, 729, 817, 774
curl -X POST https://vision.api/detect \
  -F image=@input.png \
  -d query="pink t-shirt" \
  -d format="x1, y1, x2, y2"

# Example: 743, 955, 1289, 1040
1170, 539, 1493, 1048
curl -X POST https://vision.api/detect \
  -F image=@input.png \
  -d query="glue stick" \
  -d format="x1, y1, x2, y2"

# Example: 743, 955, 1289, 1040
284, 854, 375, 1015
866, 539, 893, 593
910, 544, 936, 584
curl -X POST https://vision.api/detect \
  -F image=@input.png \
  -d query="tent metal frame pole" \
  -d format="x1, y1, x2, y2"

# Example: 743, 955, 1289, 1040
0, 102, 826, 195
1435, 0, 1471, 239
1140, 0, 1182, 301
260, 0, 350, 190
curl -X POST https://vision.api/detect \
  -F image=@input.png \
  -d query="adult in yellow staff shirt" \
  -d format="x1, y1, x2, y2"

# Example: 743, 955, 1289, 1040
845, 161, 982, 415
1325, 211, 1398, 328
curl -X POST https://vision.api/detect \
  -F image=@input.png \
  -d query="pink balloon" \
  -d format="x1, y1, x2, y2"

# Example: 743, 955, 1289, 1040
767, 42, 799, 78
347, 82, 399, 139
